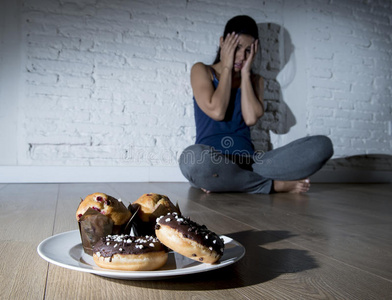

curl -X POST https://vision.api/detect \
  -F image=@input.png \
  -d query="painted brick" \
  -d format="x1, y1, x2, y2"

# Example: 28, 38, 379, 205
1, 0, 390, 168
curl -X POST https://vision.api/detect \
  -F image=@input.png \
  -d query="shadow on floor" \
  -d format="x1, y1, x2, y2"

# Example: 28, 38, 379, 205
312, 154, 392, 183
106, 229, 318, 290
327, 154, 392, 171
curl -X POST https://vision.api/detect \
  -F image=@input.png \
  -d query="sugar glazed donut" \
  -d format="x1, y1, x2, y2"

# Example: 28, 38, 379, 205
155, 213, 225, 264
93, 234, 168, 271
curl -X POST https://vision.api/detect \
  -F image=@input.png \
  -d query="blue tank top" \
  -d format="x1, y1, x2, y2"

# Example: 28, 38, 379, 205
194, 68, 255, 155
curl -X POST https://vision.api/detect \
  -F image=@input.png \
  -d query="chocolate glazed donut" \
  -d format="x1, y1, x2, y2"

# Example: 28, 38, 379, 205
155, 212, 224, 264
93, 234, 168, 271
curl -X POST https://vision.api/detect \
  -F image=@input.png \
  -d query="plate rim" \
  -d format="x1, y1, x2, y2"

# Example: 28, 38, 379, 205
37, 230, 245, 280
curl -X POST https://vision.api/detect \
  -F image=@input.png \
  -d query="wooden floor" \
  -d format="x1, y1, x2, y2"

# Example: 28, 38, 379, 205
1, 182, 392, 299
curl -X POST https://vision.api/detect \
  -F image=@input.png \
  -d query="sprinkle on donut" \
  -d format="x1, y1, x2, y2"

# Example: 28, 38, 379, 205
94, 234, 166, 260
93, 234, 168, 271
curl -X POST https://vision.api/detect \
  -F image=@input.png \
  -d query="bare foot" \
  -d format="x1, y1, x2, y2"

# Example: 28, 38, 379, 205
273, 179, 310, 193
201, 188, 211, 194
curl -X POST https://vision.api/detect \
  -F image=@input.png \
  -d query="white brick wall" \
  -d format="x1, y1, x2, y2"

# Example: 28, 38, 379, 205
1, 0, 391, 174
307, 0, 392, 157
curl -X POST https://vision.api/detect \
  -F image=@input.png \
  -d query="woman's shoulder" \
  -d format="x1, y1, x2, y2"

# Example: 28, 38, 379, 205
191, 62, 210, 73
191, 62, 214, 81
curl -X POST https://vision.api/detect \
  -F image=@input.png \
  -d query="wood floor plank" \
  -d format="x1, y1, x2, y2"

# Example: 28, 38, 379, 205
0, 183, 7, 191
0, 183, 59, 300
175, 183, 392, 281
8, 182, 391, 299
79, 183, 388, 298
0, 183, 59, 240
44, 224, 392, 299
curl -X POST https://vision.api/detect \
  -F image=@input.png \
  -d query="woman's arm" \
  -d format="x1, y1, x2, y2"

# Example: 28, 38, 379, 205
240, 40, 265, 126
241, 73, 264, 126
191, 33, 239, 121
190, 63, 231, 121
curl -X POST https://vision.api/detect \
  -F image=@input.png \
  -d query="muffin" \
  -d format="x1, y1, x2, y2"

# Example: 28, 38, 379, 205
76, 192, 132, 255
130, 193, 180, 236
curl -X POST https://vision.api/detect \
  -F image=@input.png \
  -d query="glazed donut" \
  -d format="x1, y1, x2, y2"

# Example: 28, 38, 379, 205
76, 193, 131, 226
155, 213, 224, 264
93, 234, 168, 271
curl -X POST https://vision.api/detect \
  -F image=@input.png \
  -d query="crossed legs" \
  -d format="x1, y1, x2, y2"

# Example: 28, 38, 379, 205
179, 135, 333, 194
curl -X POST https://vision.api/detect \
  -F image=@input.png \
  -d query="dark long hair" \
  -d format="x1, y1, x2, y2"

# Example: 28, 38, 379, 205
213, 15, 259, 64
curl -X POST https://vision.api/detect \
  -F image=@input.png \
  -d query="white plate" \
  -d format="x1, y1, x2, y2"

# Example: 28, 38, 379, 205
37, 230, 245, 280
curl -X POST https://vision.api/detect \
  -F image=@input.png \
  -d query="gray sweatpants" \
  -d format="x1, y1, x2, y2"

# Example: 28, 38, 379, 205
179, 135, 333, 194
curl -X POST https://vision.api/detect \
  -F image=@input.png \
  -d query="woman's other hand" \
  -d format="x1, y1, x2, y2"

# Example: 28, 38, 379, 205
241, 39, 258, 76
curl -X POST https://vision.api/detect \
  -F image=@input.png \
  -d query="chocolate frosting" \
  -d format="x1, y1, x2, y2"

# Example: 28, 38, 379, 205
93, 234, 166, 259
155, 213, 224, 256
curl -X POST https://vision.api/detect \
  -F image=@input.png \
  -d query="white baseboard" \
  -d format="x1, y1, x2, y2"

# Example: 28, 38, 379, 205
0, 166, 188, 183
0, 166, 390, 183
